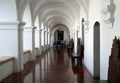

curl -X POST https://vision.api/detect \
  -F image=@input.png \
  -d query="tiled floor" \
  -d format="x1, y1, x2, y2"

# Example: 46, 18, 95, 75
0, 48, 107, 83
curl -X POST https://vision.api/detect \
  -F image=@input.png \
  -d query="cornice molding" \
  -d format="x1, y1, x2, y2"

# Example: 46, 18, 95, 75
0, 21, 19, 25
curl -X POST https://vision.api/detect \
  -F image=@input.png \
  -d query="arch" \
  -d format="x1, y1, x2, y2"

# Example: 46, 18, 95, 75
51, 24, 70, 47
39, 8, 74, 26
23, 3, 32, 27
34, 0, 79, 22
35, 15, 39, 28
34, 5, 76, 28
93, 21, 100, 79
35, 16, 40, 48
23, 3, 32, 50
18, 0, 31, 21
46, 16, 72, 31
49, 20, 72, 33
52, 24, 70, 34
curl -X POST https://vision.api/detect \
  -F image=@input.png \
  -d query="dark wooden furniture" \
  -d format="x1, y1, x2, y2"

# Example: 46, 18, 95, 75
108, 36, 120, 83
71, 38, 82, 67
53, 40, 66, 48
67, 38, 74, 53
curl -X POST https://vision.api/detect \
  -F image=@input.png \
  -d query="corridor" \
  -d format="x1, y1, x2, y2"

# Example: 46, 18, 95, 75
0, 48, 94, 83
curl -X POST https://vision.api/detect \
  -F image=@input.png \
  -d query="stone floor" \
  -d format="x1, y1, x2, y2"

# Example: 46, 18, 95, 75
0, 48, 107, 83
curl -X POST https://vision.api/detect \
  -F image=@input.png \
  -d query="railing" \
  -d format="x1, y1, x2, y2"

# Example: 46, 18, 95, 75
23, 50, 31, 64
0, 56, 14, 81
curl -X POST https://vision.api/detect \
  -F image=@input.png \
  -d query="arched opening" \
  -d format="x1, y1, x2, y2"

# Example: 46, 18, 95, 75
35, 16, 40, 56
51, 24, 69, 48
94, 21, 100, 79
41, 22, 44, 46
23, 3, 33, 62
40, 22, 46, 52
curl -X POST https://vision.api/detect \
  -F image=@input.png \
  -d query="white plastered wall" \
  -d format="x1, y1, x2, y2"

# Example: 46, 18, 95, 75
100, 0, 120, 80
83, 0, 102, 78
83, 0, 120, 80
0, 0, 20, 72
0, 0, 17, 22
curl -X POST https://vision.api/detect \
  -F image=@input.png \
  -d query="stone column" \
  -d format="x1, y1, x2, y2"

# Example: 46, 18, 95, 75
18, 21, 26, 72
44, 31, 47, 50
41, 29, 45, 52
46, 31, 48, 49
47, 32, 50, 48
74, 30, 78, 54
32, 26, 37, 61
39, 29, 42, 55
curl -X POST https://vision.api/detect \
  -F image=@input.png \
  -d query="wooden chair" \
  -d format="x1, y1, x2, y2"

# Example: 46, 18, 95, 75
71, 38, 82, 67
67, 38, 74, 54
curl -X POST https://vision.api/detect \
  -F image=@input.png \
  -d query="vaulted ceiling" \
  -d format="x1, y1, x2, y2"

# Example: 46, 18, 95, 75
18, 0, 89, 31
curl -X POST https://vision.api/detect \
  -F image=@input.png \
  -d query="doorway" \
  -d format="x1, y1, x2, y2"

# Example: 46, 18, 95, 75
94, 21, 100, 79
58, 30, 64, 41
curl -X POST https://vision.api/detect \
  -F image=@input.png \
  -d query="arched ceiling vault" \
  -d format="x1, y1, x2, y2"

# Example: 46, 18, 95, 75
38, 7, 75, 25
44, 15, 73, 29
49, 19, 72, 31
19, 0, 89, 31
32, 0, 81, 30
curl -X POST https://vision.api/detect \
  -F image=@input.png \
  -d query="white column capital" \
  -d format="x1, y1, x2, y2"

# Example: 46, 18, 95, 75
47, 31, 50, 33
32, 26, 37, 32
40, 29, 42, 31
32, 26, 37, 29
18, 21, 26, 30
44, 30, 47, 32
18, 21, 26, 26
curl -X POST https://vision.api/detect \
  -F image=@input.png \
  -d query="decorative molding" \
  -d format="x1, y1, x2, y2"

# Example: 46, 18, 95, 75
39, 28, 42, 30
0, 21, 19, 25
23, 26, 33, 32
101, 0, 116, 27
32, 26, 37, 32
18, 21, 26, 26
35, 29, 40, 31
0, 21, 25, 30
32, 26, 37, 30
24, 27, 33, 29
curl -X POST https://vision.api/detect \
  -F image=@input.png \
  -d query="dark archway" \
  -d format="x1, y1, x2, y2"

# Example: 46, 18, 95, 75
94, 21, 100, 79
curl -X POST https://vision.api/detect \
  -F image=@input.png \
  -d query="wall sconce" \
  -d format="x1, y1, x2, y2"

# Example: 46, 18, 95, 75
101, 0, 116, 27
